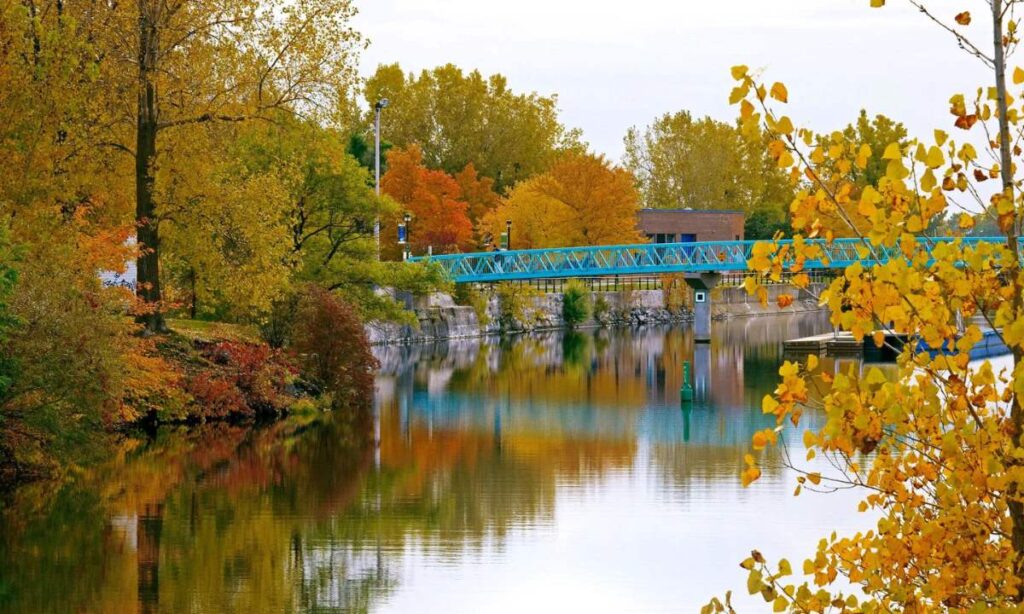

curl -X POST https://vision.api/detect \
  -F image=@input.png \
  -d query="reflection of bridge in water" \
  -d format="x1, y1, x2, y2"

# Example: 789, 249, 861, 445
394, 389, 827, 448
376, 314, 833, 449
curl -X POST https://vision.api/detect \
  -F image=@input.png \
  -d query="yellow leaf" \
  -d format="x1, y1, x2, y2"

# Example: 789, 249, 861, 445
739, 99, 755, 120
752, 431, 768, 450
770, 82, 788, 103
882, 142, 902, 160
954, 11, 970, 26
925, 145, 944, 169
775, 116, 794, 135
806, 354, 819, 371
762, 395, 780, 415
865, 367, 887, 385
731, 64, 749, 80
1015, 66, 1024, 85
921, 168, 936, 192
886, 158, 909, 180
807, 472, 822, 485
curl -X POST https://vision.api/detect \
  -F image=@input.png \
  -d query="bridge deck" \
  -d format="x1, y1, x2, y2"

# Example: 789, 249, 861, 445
408, 237, 1006, 284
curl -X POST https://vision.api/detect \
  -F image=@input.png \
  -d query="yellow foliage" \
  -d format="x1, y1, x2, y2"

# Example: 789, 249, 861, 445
710, 3, 1024, 609
481, 152, 643, 249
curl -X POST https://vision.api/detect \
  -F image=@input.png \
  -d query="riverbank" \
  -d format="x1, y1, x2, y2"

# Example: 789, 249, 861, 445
0, 286, 378, 490
367, 282, 826, 345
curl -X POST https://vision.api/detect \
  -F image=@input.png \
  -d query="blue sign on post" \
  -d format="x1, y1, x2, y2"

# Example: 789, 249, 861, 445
398, 223, 407, 245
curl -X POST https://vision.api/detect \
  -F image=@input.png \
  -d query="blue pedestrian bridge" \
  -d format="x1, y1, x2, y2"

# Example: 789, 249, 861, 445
408, 236, 1007, 284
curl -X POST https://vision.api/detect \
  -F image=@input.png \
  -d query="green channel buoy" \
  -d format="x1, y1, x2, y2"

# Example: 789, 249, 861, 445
680, 360, 694, 404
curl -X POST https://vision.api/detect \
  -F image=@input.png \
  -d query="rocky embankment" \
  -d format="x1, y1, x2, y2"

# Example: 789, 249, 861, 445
367, 283, 826, 346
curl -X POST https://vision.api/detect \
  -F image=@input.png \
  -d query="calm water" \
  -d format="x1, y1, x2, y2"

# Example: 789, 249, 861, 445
0, 314, 879, 613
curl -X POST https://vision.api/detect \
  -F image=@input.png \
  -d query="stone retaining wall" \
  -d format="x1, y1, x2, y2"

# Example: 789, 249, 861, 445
367, 283, 827, 346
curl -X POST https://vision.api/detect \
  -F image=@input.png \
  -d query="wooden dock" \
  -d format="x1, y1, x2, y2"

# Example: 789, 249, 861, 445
784, 331, 860, 355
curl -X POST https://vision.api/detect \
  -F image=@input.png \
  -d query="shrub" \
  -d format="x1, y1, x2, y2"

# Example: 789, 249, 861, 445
187, 372, 249, 419
291, 286, 377, 407
187, 341, 297, 419
561, 280, 591, 329
661, 273, 690, 313
495, 282, 541, 332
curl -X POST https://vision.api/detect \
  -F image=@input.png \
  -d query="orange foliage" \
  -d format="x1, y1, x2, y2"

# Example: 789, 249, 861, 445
482, 152, 644, 249
454, 162, 503, 226
382, 145, 474, 255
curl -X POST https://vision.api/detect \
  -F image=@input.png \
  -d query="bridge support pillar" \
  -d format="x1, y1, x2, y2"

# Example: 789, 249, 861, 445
684, 273, 722, 344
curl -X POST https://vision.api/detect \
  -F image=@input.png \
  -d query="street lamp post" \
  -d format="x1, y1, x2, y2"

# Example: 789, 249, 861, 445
374, 98, 389, 259
506, 219, 512, 251
402, 212, 411, 261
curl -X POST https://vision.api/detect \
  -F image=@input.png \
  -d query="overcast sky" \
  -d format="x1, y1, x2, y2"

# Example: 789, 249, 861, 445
353, 0, 994, 162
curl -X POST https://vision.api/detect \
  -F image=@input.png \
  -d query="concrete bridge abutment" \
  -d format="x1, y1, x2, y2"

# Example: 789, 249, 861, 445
684, 273, 722, 344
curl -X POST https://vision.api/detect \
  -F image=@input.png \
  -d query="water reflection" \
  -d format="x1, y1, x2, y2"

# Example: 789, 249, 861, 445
1, 312, 875, 613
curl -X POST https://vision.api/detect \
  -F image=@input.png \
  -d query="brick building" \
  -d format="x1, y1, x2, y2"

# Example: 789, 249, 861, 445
636, 209, 744, 243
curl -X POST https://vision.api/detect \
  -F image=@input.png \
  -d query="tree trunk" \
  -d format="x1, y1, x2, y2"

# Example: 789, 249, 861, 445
135, 2, 166, 333
991, 0, 1024, 594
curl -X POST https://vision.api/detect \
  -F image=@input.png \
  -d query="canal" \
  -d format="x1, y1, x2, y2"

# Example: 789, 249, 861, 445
1, 313, 881, 612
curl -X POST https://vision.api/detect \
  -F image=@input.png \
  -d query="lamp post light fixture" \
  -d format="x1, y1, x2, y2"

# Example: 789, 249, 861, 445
373, 98, 390, 259
402, 212, 412, 260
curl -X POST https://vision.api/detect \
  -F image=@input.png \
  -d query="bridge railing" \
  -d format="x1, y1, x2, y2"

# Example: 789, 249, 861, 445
408, 236, 1010, 283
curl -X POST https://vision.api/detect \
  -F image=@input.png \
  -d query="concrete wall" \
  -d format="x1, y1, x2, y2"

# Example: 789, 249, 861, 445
711, 283, 826, 318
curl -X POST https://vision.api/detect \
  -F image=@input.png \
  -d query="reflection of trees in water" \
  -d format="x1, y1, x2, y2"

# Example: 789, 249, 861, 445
370, 397, 634, 557
0, 316, 844, 613
0, 410, 395, 614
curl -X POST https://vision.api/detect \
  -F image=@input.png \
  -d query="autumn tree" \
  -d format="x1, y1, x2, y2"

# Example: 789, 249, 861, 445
455, 163, 504, 226
88, 0, 365, 333
708, 1, 1024, 611
840, 110, 911, 191
381, 145, 475, 255
364, 63, 583, 191
482, 152, 644, 249
0, 224, 16, 401
624, 111, 794, 239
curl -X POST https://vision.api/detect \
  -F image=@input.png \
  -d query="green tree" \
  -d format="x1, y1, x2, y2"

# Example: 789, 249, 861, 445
561, 281, 591, 329
232, 118, 446, 324
623, 111, 795, 239
364, 63, 582, 192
